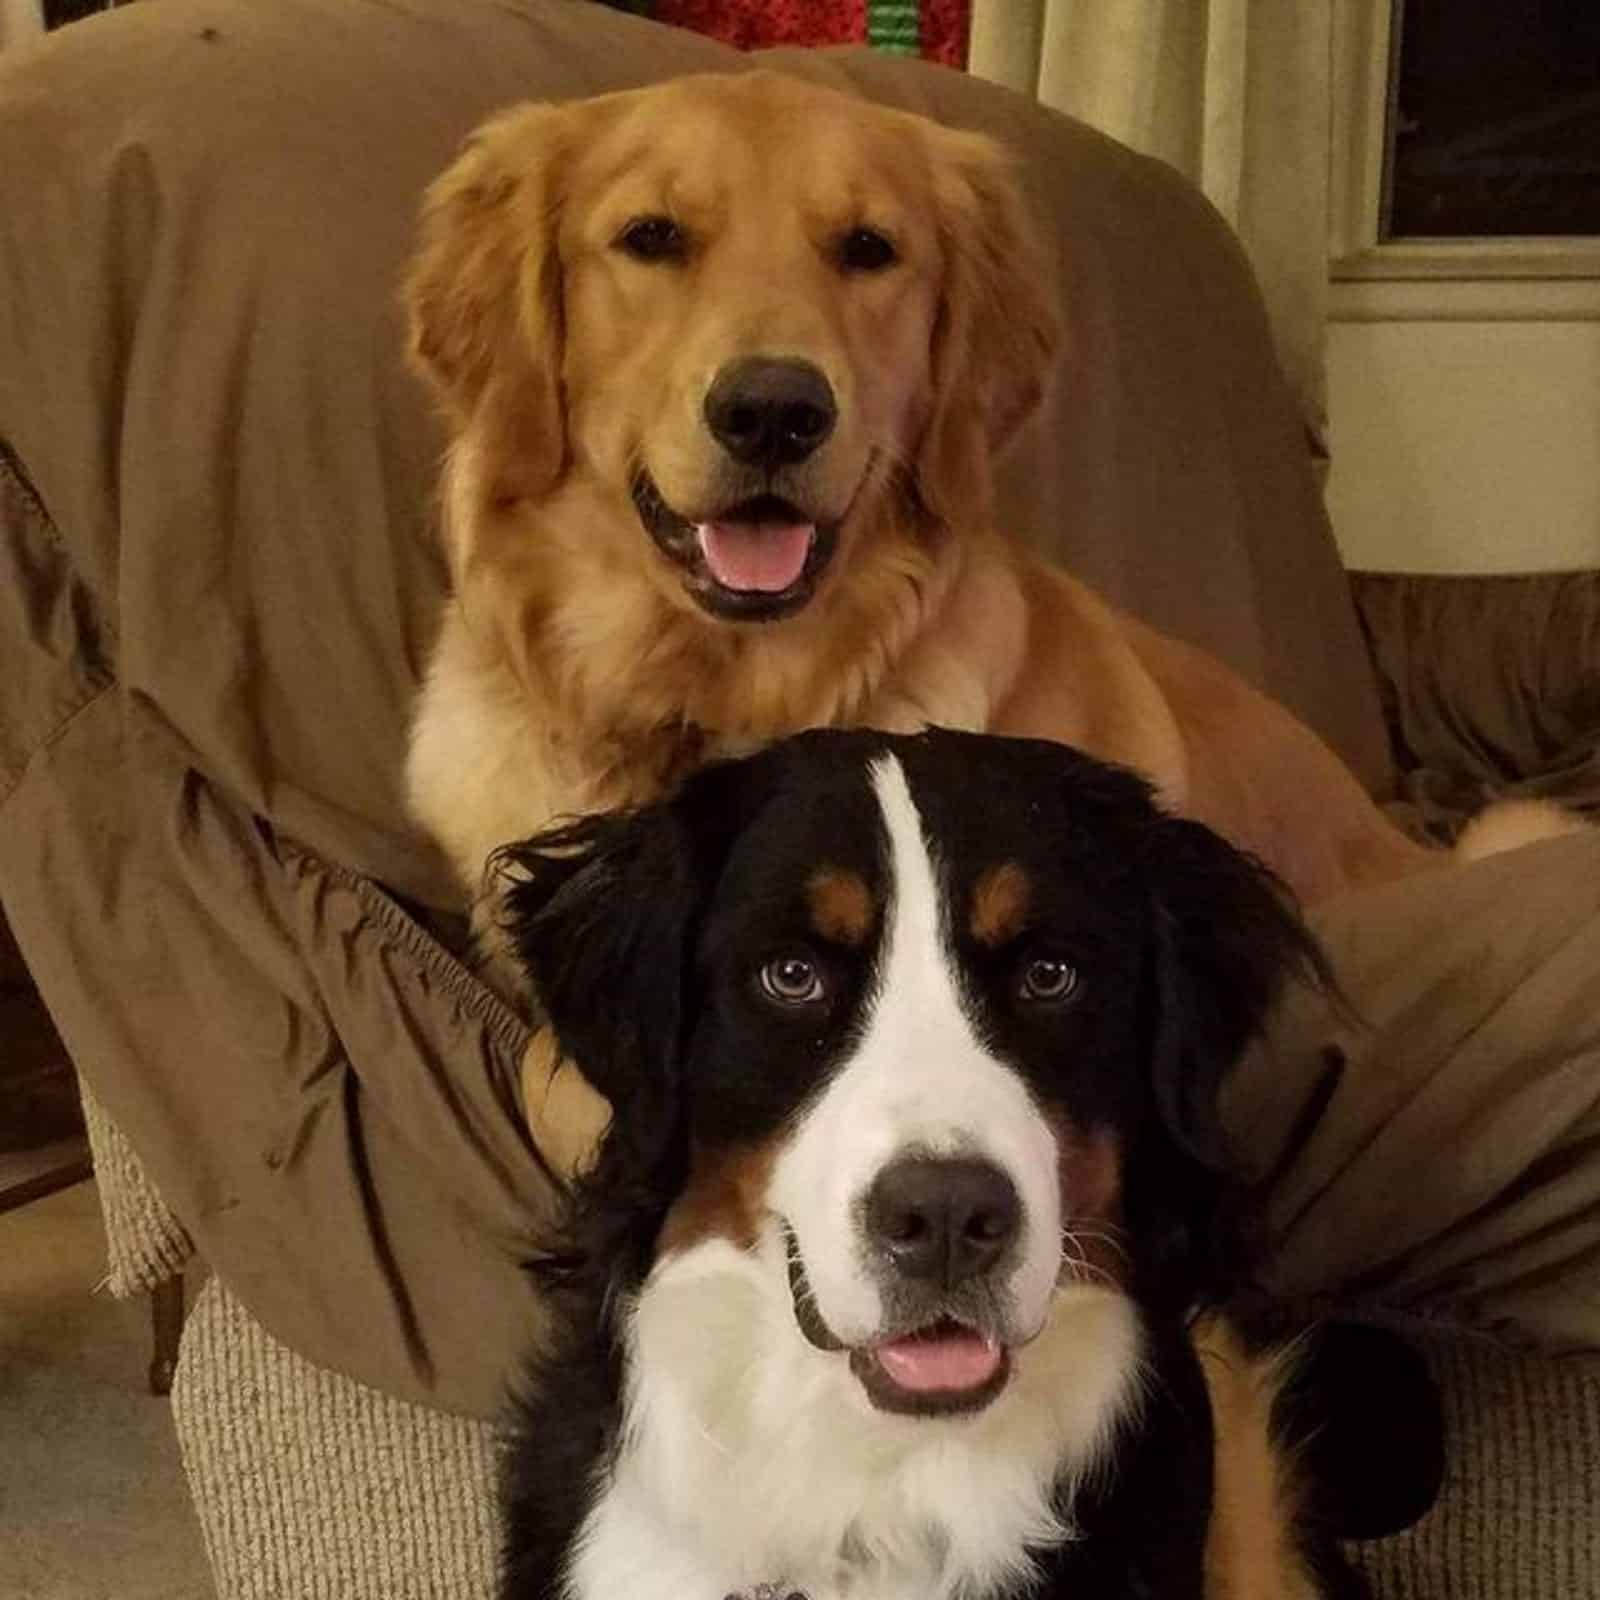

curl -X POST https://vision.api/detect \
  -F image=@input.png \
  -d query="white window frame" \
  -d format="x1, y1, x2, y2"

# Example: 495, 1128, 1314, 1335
1330, 0, 1600, 321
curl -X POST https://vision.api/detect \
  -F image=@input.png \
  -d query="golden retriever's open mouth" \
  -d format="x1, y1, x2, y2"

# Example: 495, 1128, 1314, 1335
631, 472, 841, 623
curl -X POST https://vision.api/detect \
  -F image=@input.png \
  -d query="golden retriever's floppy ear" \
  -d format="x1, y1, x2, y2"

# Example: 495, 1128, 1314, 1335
917, 128, 1060, 533
403, 103, 573, 501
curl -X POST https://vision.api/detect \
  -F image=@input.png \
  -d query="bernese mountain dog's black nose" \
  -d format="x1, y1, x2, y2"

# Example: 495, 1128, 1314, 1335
865, 1155, 1022, 1286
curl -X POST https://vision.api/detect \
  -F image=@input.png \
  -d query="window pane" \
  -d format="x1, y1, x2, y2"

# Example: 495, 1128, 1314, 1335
1387, 0, 1600, 238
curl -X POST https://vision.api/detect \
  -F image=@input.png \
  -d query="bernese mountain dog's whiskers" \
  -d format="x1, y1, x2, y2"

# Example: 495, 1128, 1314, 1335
497, 729, 1440, 1600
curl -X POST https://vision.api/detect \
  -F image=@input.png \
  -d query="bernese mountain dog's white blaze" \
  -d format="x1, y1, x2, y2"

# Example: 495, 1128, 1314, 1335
498, 730, 1442, 1600
771, 758, 1109, 1367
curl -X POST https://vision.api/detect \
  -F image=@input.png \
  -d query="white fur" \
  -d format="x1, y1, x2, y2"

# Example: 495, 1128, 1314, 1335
1454, 797, 1592, 863
769, 755, 1064, 1346
571, 1238, 1142, 1600
567, 755, 1145, 1600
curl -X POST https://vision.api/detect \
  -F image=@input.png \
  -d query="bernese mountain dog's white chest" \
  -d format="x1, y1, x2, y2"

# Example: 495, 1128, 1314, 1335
570, 1230, 1144, 1600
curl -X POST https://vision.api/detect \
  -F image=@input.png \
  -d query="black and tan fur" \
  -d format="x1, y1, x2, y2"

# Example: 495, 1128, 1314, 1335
495, 730, 1441, 1600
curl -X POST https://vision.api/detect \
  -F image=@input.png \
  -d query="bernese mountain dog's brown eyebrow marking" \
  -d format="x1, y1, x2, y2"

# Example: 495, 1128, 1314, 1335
657, 1143, 777, 1256
970, 861, 1032, 947
806, 866, 876, 946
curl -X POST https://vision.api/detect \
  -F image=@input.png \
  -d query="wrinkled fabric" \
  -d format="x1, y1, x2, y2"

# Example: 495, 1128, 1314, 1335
1352, 571, 1600, 840
1233, 829, 1600, 1354
3, 451, 549, 1414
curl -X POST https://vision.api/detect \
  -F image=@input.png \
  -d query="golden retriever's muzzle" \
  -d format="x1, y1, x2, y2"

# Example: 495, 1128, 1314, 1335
632, 355, 858, 625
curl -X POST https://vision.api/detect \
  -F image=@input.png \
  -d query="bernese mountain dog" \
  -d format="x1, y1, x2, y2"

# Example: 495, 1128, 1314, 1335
497, 729, 1442, 1600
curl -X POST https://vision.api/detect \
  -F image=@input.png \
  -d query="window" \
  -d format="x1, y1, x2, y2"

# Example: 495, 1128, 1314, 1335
1387, 0, 1600, 239
1331, 0, 1600, 315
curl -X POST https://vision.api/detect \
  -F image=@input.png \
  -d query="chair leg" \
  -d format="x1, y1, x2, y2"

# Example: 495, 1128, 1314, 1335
148, 1272, 185, 1396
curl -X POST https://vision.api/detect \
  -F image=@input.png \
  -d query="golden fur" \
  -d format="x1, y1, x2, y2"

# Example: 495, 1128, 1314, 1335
1196, 1316, 1321, 1600
403, 71, 1576, 938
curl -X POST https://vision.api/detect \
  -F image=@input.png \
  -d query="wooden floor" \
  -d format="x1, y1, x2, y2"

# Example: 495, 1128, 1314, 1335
0, 1135, 94, 1213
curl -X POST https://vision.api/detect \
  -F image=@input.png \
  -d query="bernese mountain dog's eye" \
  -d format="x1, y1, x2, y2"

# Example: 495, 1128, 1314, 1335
758, 953, 827, 1007
1018, 955, 1080, 1005
616, 215, 689, 263
837, 225, 898, 273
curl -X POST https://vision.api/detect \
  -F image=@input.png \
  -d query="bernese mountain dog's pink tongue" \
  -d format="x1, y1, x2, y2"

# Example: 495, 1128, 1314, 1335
696, 520, 814, 593
874, 1327, 1003, 1393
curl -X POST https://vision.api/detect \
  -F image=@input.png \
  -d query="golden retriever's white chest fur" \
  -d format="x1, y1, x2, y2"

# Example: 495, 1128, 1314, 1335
408, 605, 572, 897
409, 599, 713, 899
406, 539, 1204, 920
408, 549, 1038, 905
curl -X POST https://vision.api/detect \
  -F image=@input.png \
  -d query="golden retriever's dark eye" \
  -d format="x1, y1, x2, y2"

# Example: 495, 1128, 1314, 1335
758, 953, 827, 1007
837, 226, 898, 273
1018, 957, 1080, 1005
616, 216, 688, 263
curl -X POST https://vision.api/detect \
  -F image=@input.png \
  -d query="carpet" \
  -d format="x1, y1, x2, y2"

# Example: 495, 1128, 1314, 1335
0, 1181, 212, 1599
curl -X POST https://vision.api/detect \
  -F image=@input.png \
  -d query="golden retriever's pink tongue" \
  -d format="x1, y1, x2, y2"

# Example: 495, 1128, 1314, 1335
697, 521, 814, 593
874, 1329, 1002, 1393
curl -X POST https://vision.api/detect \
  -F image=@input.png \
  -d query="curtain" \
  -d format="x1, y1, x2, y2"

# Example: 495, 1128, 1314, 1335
969, 0, 1332, 442
0, 0, 44, 50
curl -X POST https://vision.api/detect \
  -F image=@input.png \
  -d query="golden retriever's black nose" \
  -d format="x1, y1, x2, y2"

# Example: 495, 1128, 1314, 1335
865, 1156, 1021, 1286
704, 358, 837, 468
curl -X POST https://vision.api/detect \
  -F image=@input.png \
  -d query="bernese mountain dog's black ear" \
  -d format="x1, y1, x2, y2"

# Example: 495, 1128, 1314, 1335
1135, 814, 1334, 1305
495, 798, 718, 1283
494, 756, 768, 1259
498, 800, 704, 1118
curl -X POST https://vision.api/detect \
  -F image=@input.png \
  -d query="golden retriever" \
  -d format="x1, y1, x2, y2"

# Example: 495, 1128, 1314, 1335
402, 70, 1575, 935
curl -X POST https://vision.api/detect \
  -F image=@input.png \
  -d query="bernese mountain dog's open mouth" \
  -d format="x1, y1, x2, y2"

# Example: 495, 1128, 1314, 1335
631, 471, 845, 623
849, 1318, 1012, 1417
785, 1224, 1013, 1416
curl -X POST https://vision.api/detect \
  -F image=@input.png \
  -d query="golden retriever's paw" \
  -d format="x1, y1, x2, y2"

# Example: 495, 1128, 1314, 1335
1454, 797, 1594, 863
